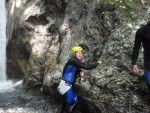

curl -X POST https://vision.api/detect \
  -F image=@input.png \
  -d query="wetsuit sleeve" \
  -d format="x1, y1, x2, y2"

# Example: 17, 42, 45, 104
70, 58, 98, 70
132, 29, 142, 65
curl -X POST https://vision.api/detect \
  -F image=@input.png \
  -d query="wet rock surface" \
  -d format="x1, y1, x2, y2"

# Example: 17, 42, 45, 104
6, 0, 150, 113
0, 84, 60, 113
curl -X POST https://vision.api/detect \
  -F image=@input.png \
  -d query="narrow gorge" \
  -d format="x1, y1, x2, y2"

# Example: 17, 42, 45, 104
2, 0, 150, 113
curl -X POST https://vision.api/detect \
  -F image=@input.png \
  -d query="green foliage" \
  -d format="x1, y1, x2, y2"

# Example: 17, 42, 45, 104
105, 0, 135, 18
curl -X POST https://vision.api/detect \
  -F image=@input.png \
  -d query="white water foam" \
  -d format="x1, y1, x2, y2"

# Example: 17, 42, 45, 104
0, 80, 23, 93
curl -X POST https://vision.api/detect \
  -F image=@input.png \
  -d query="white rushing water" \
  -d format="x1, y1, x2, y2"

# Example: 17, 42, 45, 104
0, 80, 23, 93
0, 0, 22, 93
0, 0, 7, 81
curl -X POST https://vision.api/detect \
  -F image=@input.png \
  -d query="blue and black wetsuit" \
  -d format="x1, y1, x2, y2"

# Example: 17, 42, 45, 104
60, 57, 98, 113
132, 23, 150, 88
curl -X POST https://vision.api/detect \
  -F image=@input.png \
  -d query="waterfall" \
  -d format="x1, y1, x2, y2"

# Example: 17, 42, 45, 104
0, 0, 7, 81
0, 0, 22, 93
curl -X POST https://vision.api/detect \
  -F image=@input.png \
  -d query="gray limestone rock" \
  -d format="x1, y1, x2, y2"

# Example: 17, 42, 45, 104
6, 0, 150, 112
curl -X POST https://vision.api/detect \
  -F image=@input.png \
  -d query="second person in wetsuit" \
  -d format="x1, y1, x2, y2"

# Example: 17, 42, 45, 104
58, 46, 101, 113
132, 8, 150, 91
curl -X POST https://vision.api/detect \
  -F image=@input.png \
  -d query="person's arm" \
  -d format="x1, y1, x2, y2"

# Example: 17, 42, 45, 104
132, 29, 142, 65
132, 29, 142, 74
76, 69, 85, 77
69, 57, 98, 70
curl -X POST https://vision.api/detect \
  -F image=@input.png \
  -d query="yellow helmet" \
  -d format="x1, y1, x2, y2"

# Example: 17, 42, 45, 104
72, 46, 83, 56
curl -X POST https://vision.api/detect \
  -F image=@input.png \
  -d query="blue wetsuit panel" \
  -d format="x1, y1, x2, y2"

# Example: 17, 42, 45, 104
62, 65, 77, 83
145, 69, 150, 85
67, 88, 78, 105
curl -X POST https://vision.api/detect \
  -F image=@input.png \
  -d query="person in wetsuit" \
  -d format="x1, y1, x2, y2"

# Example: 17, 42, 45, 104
132, 8, 150, 91
58, 46, 102, 113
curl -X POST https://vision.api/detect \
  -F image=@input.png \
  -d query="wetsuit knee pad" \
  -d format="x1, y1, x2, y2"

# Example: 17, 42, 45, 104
144, 69, 150, 85
66, 88, 78, 105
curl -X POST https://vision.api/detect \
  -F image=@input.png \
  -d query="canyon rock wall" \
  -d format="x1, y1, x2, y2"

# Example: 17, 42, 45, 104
6, 0, 150, 112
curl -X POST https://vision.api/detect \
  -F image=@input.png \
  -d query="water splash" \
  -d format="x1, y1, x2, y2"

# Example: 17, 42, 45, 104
0, 80, 23, 93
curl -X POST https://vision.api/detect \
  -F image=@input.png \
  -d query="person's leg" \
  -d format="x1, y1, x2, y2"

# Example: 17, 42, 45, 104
61, 93, 70, 113
61, 89, 75, 113
60, 99, 65, 113
144, 69, 150, 91
60, 95, 65, 113
66, 88, 78, 113
60, 101, 70, 113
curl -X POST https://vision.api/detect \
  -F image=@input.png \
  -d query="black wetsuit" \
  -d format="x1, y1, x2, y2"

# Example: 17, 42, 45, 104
132, 23, 150, 71
61, 57, 98, 113
62, 57, 98, 84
